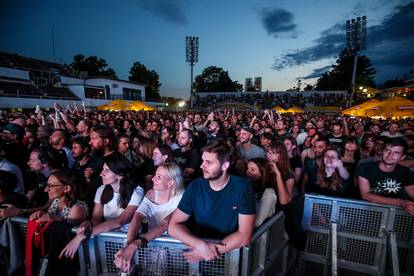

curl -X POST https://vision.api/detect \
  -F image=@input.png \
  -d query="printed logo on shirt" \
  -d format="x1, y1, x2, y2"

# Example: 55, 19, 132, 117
373, 178, 402, 195
232, 206, 238, 210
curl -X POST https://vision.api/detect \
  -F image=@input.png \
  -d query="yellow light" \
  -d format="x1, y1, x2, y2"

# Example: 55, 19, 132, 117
359, 86, 363, 90
363, 88, 367, 93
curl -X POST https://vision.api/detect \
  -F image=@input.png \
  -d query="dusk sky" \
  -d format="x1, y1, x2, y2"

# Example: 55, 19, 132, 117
1, 0, 413, 99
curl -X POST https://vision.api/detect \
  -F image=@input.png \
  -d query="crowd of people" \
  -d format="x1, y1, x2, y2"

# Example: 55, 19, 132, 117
195, 92, 348, 109
0, 104, 413, 275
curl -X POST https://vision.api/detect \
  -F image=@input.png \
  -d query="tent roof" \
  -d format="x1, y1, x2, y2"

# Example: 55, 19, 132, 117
272, 106, 286, 113
285, 106, 304, 113
341, 99, 381, 116
363, 96, 414, 118
97, 99, 133, 111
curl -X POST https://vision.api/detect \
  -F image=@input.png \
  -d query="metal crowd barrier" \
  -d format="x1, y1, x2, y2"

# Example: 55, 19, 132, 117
300, 194, 414, 276
10, 211, 291, 276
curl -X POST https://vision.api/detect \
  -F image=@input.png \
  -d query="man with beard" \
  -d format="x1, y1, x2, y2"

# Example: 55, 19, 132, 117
173, 129, 201, 184
328, 122, 347, 150
236, 126, 265, 162
357, 138, 414, 215
72, 136, 98, 182
302, 136, 330, 194
161, 126, 179, 151
169, 140, 256, 262
86, 125, 117, 181
72, 136, 101, 210
49, 129, 74, 168
274, 119, 291, 142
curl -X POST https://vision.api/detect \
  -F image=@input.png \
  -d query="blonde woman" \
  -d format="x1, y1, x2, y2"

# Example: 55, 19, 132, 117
114, 162, 184, 272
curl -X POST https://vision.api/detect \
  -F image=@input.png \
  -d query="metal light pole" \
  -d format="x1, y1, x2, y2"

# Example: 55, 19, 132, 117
346, 16, 367, 106
186, 36, 199, 109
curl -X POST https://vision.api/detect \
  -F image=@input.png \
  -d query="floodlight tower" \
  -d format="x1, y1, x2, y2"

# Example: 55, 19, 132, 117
346, 16, 367, 106
186, 36, 199, 109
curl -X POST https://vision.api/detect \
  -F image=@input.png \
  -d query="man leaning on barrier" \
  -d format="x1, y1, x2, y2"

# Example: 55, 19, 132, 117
357, 137, 414, 215
168, 140, 256, 263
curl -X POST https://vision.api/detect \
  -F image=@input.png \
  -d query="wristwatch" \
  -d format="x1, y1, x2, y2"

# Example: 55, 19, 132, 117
137, 236, 148, 248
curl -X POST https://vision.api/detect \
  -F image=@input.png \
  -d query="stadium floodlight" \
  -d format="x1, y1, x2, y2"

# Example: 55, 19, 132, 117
186, 36, 199, 109
346, 16, 367, 106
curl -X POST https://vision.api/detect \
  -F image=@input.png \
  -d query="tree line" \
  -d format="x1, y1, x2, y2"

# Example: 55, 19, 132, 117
62, 55, 161, 100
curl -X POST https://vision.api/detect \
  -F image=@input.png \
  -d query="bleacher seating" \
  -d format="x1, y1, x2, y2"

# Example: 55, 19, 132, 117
195, 92, 349, 109
0, 80, 80, 100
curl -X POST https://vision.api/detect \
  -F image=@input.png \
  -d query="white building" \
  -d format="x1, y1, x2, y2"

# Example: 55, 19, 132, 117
0, 52, 149, 109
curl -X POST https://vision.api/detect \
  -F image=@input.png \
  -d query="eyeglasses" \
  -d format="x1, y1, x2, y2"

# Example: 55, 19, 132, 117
45, 184, 65, 189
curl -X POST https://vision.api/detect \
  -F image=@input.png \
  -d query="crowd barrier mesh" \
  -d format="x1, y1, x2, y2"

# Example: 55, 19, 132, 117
301, 194, 414, 276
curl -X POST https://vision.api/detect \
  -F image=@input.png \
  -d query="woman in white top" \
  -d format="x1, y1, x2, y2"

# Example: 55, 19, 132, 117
114, 162, 184, 272
60, 153, 144, 259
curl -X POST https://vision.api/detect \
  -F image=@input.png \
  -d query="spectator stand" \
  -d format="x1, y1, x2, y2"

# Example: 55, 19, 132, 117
300, 194, 414, 276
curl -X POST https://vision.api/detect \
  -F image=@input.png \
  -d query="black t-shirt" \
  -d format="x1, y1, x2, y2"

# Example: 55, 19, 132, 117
274, 132, 292, 142
313, 175, 347, 198
174, 148, 202, 184
27, 171, 49, 207
328, 134, 345, 150
173, 148, 201, 171
303, 158, 319, 193
356, 161, 413, 199
289, 155, 303, 170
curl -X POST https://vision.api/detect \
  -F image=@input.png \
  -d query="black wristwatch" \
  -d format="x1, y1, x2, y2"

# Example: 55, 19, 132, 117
83, 228, 92, 239
138, 236, 148, 248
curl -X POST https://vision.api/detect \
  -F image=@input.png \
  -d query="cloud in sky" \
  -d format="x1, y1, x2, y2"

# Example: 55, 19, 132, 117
272, 2, 414, 81
137, 0, 187, 25
302, 65, 332, 79
260, 8, 297, 38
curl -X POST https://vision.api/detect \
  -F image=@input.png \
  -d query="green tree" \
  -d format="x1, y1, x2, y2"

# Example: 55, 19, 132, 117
194, 66, 243, 92
66, 54, 118, 79
129, 62, 161, 100
315, 49, 376, 92
304, 84, 314, 91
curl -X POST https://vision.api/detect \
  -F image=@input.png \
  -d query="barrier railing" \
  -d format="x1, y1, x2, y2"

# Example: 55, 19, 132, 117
301, 194, 414, 276
10, 211, 290, 276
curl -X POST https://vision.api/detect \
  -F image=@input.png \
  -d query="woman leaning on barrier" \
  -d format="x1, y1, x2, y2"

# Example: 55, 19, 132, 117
114, 162, 184, 273
26, 169, 89, 276
59, 153, 144, 259
266, 140, 308, 251
246, 158, 277, 227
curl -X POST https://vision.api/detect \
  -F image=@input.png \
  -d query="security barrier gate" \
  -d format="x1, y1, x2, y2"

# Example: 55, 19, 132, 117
301, 194, 414, 276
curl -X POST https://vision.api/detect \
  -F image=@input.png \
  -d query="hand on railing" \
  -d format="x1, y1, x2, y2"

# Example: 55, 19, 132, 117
114, 241, 141, 272
401, 201, 414, 216
183, 241, 221, 263
59, 233, 86, 259
77, 220, 92, 235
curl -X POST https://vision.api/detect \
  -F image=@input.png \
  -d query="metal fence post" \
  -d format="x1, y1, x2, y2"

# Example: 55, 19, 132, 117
387, 231, 400, 276
331, 222, 338, 276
